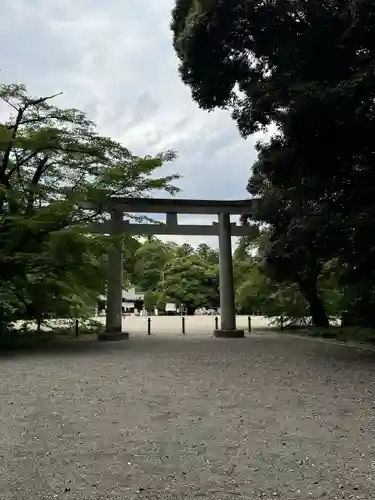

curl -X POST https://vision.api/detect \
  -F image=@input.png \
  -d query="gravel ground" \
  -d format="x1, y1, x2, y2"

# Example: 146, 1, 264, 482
96, 314, 271, 336
1, 332, 375, 500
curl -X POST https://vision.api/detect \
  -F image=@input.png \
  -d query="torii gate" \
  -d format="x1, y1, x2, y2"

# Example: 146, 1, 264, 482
91, 197, 255, 340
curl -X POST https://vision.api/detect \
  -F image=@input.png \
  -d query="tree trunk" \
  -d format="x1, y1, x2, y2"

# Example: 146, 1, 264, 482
300, 281, 329, 327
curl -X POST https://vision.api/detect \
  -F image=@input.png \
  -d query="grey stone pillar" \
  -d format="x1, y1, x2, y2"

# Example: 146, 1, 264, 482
99, 209, 129, 341
214, 212, 244, 338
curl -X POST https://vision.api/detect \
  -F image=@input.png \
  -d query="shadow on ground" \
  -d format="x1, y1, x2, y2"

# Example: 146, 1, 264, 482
2, 331, 375, 366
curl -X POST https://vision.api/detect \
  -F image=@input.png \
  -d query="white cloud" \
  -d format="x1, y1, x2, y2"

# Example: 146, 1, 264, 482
0, 0, 260, 245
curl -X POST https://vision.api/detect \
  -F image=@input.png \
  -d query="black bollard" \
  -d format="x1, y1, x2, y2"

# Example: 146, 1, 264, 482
280, 316, 284, 331
147, 317, 151, 335
248, 316, 252, 333
75, 319, 79, 337
214, 316, 219, 330
182, 316, 186, 335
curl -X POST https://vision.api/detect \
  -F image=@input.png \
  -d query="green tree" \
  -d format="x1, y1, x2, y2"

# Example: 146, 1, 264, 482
176, 242, 194, 258
318, 259, 345, 318
196, 243, 219, 265
123, 236, 142, 285
155, 291, 167, 314
132, 239, 176, 291
248, 166, 332, 326
163, 254, 219, 314
172, 0, 375, 136
172, 0, 375, 326
233, 230, 314, 320
236, 263, 309, 321
0, 84, 180, 328
143, 290, 157, 314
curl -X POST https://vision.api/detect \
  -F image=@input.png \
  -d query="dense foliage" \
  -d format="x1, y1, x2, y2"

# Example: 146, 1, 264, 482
129, 238, 220, 314
128, 234, 343, 322
0, 84, 179, 331
172, 0, 375, 327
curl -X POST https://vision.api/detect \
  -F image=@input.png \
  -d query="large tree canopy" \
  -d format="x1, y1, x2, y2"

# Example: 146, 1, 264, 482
172, 0, 375, 132
0, 84, 180, 326
171, 0, 375, 326
172, 0, 375, 200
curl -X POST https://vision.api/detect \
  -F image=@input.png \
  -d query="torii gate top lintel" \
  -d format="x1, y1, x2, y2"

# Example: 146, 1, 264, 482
90, 197, 257, 236
100, 196, 257, 338
98, 197, 256, 215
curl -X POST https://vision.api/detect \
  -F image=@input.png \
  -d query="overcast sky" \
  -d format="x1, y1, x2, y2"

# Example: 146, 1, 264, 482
0, 0, 261, 246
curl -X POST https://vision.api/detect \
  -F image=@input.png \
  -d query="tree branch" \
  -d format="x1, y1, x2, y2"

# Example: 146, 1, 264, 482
0, 107, 24, 183
31, 155, 50, 186
26, 156, 50, 212
5, 150, 42, 184
26, 92, 63, 107
0, 92, 63, 183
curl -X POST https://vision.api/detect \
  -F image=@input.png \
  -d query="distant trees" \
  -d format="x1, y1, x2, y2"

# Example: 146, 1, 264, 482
162, 253, 219, 314
132, 239, 176, 291
129, 239, 219, 315
128, 233, 345, 322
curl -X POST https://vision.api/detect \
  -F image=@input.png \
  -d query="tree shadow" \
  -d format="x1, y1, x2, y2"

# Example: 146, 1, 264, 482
0, 334, 131, 359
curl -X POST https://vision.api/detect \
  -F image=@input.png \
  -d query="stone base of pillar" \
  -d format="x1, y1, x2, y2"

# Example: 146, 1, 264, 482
97, 331, 130, 342
213, 329, 245, 338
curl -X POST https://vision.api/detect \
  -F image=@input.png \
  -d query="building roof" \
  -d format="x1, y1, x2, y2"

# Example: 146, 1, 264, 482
122, 289, 144, 301
99, 288, 144, 302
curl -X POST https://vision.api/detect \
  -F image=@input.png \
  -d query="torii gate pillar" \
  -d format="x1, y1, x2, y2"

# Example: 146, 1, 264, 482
214, 212, 244, 338
98, 210, 129, 341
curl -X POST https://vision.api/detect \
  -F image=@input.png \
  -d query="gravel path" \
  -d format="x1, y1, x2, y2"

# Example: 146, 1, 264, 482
1, 333, 375, 499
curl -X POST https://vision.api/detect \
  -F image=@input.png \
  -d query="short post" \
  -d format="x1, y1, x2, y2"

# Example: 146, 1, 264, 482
280, 316, 284, 331
75, 319, 79, 338
147, 317, 151, 336
182, 316, 186, 335
215, 316, 219, 330
248, 316, 251, 333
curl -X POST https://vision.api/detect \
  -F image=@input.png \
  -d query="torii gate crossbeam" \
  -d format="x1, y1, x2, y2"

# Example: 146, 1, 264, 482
90, 197, 256, 340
